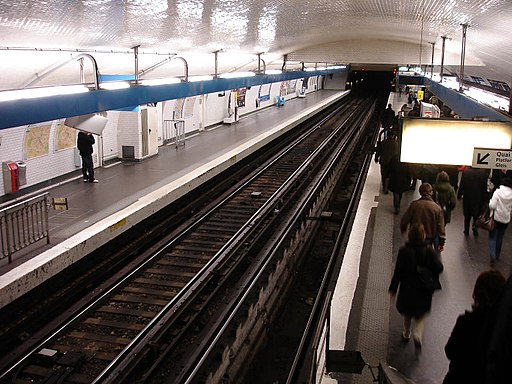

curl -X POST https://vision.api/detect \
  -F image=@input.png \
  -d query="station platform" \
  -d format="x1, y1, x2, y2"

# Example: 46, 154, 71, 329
0, 89, 348, 308
325, 92, 512, 383
2, 89, 508, 384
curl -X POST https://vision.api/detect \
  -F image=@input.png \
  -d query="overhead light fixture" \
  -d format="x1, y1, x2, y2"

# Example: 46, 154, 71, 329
265, 69, 282, 75
326, 65, 347, 70
100, 81, 130, 90
189, 75, 214, 82
305, 67, 327, 72
0, 84, 89, 102
219, 72, 256, 79
139, 78, 181, 86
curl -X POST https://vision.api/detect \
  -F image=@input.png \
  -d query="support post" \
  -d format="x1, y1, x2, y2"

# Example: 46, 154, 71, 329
459, 24, 469, 92
429, 42, 435, 79
132, 45, 140, 84
213, 50, 220, 79
440, 36, 448, 83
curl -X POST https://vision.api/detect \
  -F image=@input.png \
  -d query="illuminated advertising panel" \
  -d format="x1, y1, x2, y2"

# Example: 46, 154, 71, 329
400, 118, 512, 166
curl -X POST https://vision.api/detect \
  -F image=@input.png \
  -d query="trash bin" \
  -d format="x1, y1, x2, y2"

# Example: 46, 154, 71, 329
15, 161, 27, 186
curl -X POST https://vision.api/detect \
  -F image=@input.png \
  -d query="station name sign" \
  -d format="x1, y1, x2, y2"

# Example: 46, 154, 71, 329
473, 148, 512, 170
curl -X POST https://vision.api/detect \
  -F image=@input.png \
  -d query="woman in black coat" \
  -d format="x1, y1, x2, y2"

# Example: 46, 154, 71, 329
389, 223, 444, 348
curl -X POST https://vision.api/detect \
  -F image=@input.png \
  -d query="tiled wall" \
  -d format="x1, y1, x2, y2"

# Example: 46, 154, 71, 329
0, 76, 327, 196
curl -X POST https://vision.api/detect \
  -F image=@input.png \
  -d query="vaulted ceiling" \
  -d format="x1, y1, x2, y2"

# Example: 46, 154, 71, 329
0, 0, 510, 91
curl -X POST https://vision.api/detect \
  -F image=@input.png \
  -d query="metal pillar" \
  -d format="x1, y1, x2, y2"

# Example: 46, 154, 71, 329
440, 36, 448, 83
79, 57, 85, 84
132, 45, 140, 84
459, 24, 469, 92
429, 42, 435, 78
213, 50, 220, 79
509, 84, 512, 115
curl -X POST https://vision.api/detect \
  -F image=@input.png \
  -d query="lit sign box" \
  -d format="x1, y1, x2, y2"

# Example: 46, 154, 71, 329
400, 118, 512, 166
64, 114, 108, 135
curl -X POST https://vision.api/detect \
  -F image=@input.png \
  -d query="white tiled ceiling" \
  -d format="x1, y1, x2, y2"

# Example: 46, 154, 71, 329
0, 0, 510, 90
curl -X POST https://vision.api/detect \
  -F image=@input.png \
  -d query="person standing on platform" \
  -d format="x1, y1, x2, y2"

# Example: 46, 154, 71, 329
400, 183, 446, 253
388, 155, 411, 214
443, 270, 506, 384
382, 104, 395, 129
488, 177, 512, 267
77, 130, 98, 183
374, 131, 399, 194
457, 166, 487, 236
389, 223, 443, 349
434, 171, 457, 224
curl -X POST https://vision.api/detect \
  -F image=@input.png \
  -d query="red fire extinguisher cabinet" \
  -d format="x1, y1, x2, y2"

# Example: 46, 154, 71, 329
2, 161, 20, 193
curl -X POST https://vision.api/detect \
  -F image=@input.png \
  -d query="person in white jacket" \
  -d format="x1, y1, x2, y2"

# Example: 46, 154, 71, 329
488, 177, 512, 267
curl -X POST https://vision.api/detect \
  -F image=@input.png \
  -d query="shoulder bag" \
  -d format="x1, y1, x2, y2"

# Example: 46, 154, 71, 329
416, 247, 439, 293
475, 207, 495, 231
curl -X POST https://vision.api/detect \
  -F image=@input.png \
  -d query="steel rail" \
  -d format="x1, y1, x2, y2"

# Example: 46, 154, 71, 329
169, 99, 375, 383
99, 99, 366, 383
0, 98, 360, 384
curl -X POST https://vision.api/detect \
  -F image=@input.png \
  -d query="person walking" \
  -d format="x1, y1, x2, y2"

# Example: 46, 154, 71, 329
443, 270, 506, 384
77, 130, 98, 183
488, 177, 512, 267
374, 131, 399, 194
486, 275, 512, 384
388, 155, 411, 214
389, 223, 443, 349
400, 183, 446, 253
457, 166, 487, 236
434, 171, 457, 224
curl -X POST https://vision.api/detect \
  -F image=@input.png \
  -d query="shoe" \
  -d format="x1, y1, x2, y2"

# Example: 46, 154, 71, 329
394, 209, 400, 215
463, 230, 469, 236
83, 179, 88, 182
401, 334, 410, 342
473, 227, 478, 236
490, 260, 496, 268
414, 339, 422, 350
90, 179, 99, 183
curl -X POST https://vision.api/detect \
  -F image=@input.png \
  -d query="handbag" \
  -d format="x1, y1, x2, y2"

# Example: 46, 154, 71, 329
415, 247, 439, 293
475, 208, 495, 231
417, 265, 437, 293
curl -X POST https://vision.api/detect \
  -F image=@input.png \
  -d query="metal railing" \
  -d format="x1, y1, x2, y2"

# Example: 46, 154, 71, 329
163, 119, 186, 148
0, 193, 50, 263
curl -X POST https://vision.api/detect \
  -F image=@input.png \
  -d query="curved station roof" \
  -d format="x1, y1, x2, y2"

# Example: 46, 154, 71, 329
0, 0, 510, 91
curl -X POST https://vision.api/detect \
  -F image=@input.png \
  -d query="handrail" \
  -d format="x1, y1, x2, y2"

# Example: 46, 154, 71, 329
24, 53, 100, 90
0, 193, 50, 263
138, 55, 188, 82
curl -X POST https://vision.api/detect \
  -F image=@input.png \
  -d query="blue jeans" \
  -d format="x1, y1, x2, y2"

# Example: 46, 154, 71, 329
489, 221, 508, 262
81, 154, 94, 181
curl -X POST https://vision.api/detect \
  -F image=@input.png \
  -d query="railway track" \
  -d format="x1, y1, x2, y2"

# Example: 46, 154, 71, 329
0, 95, 379, 383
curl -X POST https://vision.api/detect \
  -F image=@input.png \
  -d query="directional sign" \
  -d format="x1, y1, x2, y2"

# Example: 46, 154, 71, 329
472, 148, 512, 170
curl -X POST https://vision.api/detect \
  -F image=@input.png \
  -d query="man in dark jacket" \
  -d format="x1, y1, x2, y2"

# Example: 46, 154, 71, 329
400, 183, 446, 252
457, 166, 487, 235
77, 131, 98, 183
382, 104, 395, 129
375, 131, 399, 194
